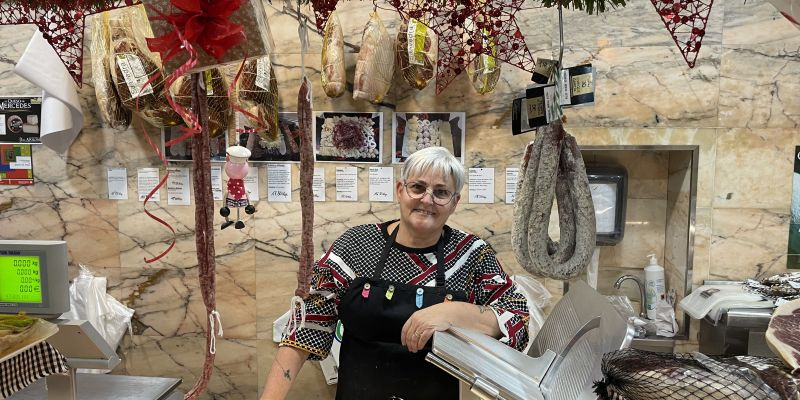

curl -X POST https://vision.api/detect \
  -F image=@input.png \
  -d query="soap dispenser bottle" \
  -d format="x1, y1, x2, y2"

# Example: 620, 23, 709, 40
644, 253, 666, 320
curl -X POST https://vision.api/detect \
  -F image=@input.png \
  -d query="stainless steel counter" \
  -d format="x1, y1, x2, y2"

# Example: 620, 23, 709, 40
8, 374, 183, 400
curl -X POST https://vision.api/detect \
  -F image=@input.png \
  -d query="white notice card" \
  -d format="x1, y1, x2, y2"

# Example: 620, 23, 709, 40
137, 167, 160, 202
313, 167, 326, 202
107, 167, 128, 200
336, 167, 358, 202
9, 156, 31, 169
211, 165, 223, 201
244, 166, 260, 201
468, 168, 494, 204
167, 168, 191, 205
369, 167, 394, 202
268, 163, 292, 202
505, 168, 519, 204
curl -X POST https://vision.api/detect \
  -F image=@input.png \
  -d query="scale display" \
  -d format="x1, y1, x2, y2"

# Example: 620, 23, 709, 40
0, 254, 42, 303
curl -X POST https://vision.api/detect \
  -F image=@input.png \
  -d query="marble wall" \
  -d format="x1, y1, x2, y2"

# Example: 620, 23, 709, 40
1, 0, 799, 398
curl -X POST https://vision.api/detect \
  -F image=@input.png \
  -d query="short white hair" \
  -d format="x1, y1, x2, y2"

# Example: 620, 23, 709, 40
401, 147, 464, 193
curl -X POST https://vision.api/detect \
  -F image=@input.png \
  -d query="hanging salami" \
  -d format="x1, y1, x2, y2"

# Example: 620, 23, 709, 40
512, 121, 596, 280
296, 77, 315, 298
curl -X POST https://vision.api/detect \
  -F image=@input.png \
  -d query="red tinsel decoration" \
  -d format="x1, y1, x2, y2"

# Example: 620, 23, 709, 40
389, 0, 536, 94
0, 0, 140, 86
145, 0, 246, 63
649, 0, 714, 68
309, 0, 340, 30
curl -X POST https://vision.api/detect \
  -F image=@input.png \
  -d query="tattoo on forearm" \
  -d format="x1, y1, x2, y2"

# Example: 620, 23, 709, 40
276, 359, 292, 381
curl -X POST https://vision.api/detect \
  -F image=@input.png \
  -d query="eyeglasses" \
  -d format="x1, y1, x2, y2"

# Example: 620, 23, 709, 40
403, 181, 456, 206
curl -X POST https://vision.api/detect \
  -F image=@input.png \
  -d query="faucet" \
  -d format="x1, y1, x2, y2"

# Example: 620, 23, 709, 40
614, 275, 648, 319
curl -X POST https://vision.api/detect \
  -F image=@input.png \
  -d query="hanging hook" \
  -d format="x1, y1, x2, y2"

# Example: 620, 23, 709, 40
297, 0, 309, 77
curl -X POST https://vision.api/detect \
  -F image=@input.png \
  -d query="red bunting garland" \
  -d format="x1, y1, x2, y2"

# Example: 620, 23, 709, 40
0, 0, 140, 86
389, 0, 536, 94
649, 0, 714, 68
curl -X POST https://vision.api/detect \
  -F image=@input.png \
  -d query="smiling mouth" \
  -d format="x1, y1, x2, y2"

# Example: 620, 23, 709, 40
414, 209, 436, 216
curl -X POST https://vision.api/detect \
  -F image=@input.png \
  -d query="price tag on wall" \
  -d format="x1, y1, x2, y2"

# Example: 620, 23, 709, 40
211, 166, 223, 201
268, 163, 292, 202
137, 167, 160, 202
336, 167, 358, 202
468, 168, 495, 204
167, 167, 190, 205
244, 166, 260, 201
369, 167, 394, 202
505, 168, 519, 204
107, 167, 128, 200
313, 167, 326, 202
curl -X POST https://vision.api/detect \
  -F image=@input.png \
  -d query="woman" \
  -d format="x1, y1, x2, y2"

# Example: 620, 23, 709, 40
261, 147, 530, 400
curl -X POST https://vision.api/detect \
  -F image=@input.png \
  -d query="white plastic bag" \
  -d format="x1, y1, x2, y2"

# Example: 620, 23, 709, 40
512, 275, 551, 353
60, 264, 134, 372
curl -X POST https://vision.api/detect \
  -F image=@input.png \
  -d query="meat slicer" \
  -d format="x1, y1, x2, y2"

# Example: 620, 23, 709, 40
427, 280, 634, 400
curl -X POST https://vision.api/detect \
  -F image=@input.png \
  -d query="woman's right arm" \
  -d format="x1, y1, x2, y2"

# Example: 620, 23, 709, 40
260, 346, 311, 400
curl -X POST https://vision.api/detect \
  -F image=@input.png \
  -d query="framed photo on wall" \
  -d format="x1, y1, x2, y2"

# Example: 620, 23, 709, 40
234, 112, 302, 163
315, 112, 382, 164
392, 112, 465, 164
161, 125, 227, 163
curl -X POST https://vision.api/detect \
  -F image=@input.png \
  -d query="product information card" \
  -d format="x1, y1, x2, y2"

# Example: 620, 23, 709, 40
137, 167, 160, 202
368, 167, 394, 202
211, 166, 223, 201
167, 167, 191, 205
107, 167, 128, 200
0, 144, 33, 185
244, 166, 260, 201
336, 167, 358, 202
313, 167, 325, 202
468, 168, 494, 204
505, 168, 519, 204
268, 163, 291, 202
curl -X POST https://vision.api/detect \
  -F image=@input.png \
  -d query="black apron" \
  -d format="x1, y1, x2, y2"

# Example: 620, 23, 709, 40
336, 225, 467, 400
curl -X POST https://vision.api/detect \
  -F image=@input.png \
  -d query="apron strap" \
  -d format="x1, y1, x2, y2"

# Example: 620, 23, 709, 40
434, 228, 448, 288
373, 224, 399, 279
373, 223, 449, 288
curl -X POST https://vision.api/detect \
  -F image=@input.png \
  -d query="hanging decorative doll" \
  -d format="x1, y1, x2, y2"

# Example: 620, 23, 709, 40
220, 145, 256, 229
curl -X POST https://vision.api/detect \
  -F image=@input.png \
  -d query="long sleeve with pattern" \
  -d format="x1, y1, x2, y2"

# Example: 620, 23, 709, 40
279, 221, 530, 359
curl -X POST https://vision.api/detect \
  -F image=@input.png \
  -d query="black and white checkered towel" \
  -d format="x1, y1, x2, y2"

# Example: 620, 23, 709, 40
0, 341, 67, 398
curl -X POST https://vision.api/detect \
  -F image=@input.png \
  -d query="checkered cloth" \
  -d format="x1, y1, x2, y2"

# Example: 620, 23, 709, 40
0, 341, 68, 398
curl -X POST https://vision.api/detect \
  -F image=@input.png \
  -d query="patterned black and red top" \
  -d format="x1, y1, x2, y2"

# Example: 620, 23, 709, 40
280, 220, 531, 360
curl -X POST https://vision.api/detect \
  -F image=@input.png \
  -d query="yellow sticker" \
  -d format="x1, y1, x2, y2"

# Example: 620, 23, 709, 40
570, 72, 594, 97
526, 97, 545, 119
408, 19, 428, 66
203, 70, 213, 96
483, 30, 497, 71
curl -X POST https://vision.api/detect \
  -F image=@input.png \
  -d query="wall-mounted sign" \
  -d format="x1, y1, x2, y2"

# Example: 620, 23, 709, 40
0, 144, 33, 185
0, 96, 42, 144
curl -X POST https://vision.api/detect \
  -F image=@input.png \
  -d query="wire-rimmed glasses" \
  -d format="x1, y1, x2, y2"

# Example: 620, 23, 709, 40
402, 181, 457, 206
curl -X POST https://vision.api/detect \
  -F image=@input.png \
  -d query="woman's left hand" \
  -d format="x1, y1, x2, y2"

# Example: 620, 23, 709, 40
401, 302, 454, 353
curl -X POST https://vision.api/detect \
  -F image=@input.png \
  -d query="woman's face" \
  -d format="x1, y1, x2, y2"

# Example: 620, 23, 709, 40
396, 169, 460, 235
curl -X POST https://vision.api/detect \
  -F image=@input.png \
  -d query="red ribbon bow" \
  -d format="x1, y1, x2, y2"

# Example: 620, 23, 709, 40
146, 0, 245, 63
